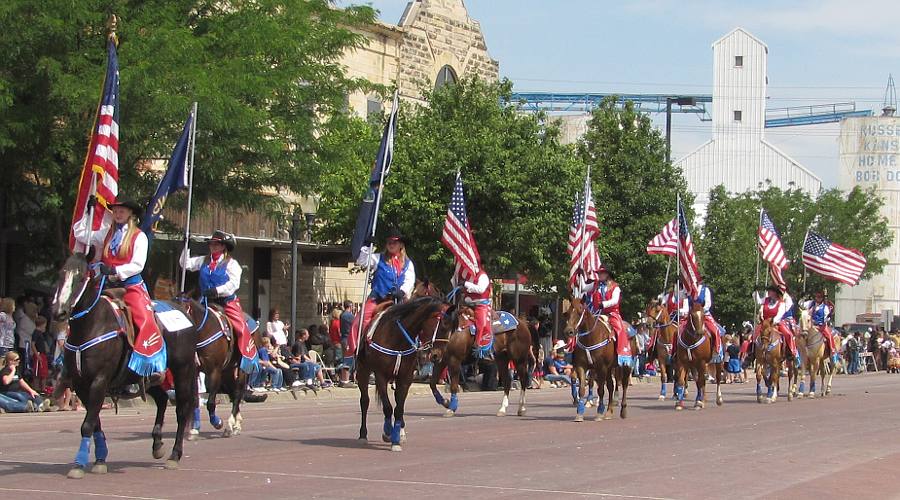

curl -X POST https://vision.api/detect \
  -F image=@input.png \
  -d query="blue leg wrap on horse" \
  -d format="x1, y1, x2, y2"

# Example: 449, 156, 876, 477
93, 431, 108, 462
661, 383, 667, 396
210, 414, 223, 429
448, 393, 459, 412
798, 381, 806, 394
431, 388, 446, 407
810, 381, 816, 392
577, 398, 586, 415
618, 355, 633, 367
390, 421, 403, 445
383, 418, 392, 438
75, 437, 91, 467
587, 387, 594, 400
570, 382, 578, 401
767, 386, 775, 398
127, 346, 168, 377
756, 383, 761, 396
675, 385, 685, 401
598, 400, 605, 413
193, 408, 201, 431
696, 389, 703, 402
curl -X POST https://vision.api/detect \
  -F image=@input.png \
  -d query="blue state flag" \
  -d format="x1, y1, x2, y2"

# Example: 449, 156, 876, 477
141, 112, 193, 240
350, 92, 399, 260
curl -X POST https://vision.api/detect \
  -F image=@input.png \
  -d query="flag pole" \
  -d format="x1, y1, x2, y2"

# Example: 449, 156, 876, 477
355, 90, 398, 356
676, 194, 681, 328
662, 256, 671, 297
753, 207, 763, 326
802, 228, 810, 297
179, 102, 198, 293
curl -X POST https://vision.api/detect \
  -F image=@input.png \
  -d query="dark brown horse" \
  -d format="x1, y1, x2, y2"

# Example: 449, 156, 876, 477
52, 253, 198, 478
645, 300, 676, 401
181, 298, 263, 438
754, 319, 799, 403
674, 303, 723, 410
356, 297, 457, 451
564, 298, 630, 421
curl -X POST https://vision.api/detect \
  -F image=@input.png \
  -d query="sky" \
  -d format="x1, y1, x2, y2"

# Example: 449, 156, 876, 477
342, 0, 900, 187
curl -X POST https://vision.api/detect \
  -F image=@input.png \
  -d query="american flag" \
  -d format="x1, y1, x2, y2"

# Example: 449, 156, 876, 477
69, 38, 120, 251
802, 231, 866, 286
567, 177, 601, 287
441, 172, 481, 282
758, 209, 788, 289
647, 218, 677, 256
677, 200, 701, 298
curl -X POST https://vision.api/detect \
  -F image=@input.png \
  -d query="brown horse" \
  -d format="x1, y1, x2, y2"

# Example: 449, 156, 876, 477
491, 310, 535, 417
797, 308, 834, 398
645, 300, 676, 401
356, 297, 457, 451
564, 298, 630, 421
181, 298, 263, 439
674, 303, 723, 410
754, 319, 799, 403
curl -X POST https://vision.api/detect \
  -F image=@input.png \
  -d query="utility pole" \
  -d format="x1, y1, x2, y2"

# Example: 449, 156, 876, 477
665, 96, 696, 164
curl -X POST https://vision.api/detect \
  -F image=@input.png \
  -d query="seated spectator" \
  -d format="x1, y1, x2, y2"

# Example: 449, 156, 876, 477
289, 329, 330, 388
268, 337, 296, 387
544, 347, 573, 387
265, 308, 289, 348
0, 298, 15, 357
250, 337, 284, 391
0, 351, 49, 411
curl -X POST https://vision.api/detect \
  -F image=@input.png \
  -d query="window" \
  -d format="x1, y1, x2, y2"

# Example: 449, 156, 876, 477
733, 110, 742, 122
434, 65, 458, 89
734, 55, 743, 67
366, 97, 382, 118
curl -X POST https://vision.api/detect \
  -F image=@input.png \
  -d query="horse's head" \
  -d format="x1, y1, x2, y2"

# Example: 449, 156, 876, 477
688, 303, 705, 333
564, 298, 588, 339
758, 319, 776, 344
427, 303, 460, 364
645, 299, 665, 326
52, 252, 92, 322
413, 279, 443, 300
798, 305, 812, 334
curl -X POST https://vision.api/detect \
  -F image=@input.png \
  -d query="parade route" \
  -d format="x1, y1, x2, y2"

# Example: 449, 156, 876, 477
0, 372, 897, 499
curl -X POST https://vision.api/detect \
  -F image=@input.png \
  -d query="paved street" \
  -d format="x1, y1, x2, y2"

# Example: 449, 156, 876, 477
0, 372, 897, 499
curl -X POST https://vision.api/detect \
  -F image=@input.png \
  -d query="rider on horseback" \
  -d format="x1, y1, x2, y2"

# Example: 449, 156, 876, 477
679, 278, 723, 362
580, 266, 632, 367
180, 230, 259, 374
801, 289, 838, 357
349, 227, 416, 353
457, 268, 493, 359
73, 196, 166, 378
754, 285, 798, 360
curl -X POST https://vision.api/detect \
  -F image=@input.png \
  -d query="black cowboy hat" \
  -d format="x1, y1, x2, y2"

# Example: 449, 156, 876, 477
108, 196, 143, 214
597, 265, 613, 278
206, 229, 236, 252
765, 284, 783, 297
384, 226, 410, 245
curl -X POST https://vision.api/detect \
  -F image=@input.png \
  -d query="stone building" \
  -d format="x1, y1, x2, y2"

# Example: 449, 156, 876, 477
148, 0, 498, 332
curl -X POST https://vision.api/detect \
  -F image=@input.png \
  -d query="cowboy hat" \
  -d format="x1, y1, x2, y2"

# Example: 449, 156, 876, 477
553, 340, 567, 351
206, 229, 236, 252
597, 266, 612, 278
384, 226, 410, 245
765, 284, 783, 297
108, 197, 142, 214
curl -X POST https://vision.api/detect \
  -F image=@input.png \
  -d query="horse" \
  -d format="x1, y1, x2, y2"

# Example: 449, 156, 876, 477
754, 319, 799, 403
645, 300, 676, 401
180, 297, 263, 439
563, 298, 630, 421
51, 253, 198, 478
356, 296, 457, 451
673, 303, 723, 410
796, 308, 834, 398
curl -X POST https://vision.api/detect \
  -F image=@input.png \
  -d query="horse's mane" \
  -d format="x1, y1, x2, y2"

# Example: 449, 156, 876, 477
62, 252, 89, 274
381, 297, 441, 324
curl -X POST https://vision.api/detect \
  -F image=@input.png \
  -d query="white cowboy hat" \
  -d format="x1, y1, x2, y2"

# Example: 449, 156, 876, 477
553, 340, 567, 351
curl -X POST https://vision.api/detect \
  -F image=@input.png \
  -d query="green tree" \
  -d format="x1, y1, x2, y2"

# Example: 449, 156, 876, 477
701, 183, 891, 328
0, 0, 376, 272
317, 77, 584, 291
577, 98, 693, 317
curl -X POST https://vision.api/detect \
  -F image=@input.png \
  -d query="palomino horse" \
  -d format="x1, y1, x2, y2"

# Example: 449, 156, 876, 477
797, 308, 834, 398
645, 300, 676, 401
52, 253, 198, 478
674, 303, 723, 410
356, 297, 457, 451
564, 298, 630, 421
181, 297, 263, 439
754, 319, 799, 403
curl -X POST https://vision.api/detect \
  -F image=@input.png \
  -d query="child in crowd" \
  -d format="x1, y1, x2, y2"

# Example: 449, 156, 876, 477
251, 337, 285, 391
0, 351, 50, 412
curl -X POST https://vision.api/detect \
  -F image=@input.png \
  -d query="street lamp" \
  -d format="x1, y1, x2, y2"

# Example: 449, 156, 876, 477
298, 195, 320, 244
665, 96, 696, 164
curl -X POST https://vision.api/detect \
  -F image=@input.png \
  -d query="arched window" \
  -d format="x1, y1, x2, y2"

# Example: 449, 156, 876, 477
434, 65, 458, 89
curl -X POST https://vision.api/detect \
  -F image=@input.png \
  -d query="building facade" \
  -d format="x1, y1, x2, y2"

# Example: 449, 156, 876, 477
835, 116, 900, 325
676, 28, 822, 215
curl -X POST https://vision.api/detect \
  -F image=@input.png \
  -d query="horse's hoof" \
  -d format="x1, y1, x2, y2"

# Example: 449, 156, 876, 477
603, 412, 613, 420
584, 400, 593, 408
594, 413, 604, 422
766, 398, 774, 404
825, 388, 832, 396
382, 433, 391, 443
808, 392, 815, 399
620, 408, 628, 419
757, 396, 764, 404
222, 429, 232, 438
358, 436, 367, 442
399, 430, 407, 444
517, 407, 526, 417
152, 446, 165, 460
694, 402, 704, 410
658, 395, 666, 401
574, 415, 584, 422
390, 445, 402, 452
67, 467, 85, 479
496, 410, 506, 417
716, 396, 724, 406
443, 409, 455, 417
164, 459, 179, 470
187, 429, 199, 441
675, 405, 683, 412
91, 462, 108, 475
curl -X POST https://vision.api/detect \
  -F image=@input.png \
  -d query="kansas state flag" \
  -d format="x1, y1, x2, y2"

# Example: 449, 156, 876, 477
141, 111, 193, 240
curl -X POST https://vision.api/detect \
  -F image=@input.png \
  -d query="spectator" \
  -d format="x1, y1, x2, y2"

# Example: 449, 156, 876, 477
326, 308, 342, 367
545, 345, 573, 387
848, 332, 861, 374
250, 337, 284, 391
14, 299, 37, 377
267, 337, 295, 388
530, 345, 545, 389
308, 323, 326, 357
265, 309, 289, 347
725, 335, 742, 383
0, 298, 15, 357
289, 329, 329, 388
338, 301, 355, 387
0, 351, 49, 411
30, 316, 50, 393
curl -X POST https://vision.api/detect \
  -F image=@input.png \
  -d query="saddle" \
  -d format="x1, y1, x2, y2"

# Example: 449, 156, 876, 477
100, 288, 137, 348
100, 290, 195, 350
461, 310, 520, 336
